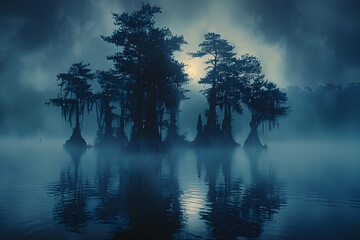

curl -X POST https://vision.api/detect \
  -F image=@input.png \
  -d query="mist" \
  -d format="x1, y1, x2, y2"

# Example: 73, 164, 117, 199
1, 1, 360, 239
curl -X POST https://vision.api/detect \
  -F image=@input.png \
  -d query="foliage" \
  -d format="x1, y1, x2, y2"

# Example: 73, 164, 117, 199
46, 5, 291, 150
48, 62, 94, 129
102, 3, 189, 150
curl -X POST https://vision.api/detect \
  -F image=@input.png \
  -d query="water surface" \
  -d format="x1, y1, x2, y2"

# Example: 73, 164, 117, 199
0, 139, 359, 239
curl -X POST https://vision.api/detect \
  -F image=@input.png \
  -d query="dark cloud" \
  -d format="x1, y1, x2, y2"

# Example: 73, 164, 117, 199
117, 0, 212, 21
241, 0, 299, 41
233, 0, 360, 85
0, 0, 100, 135
0, 0, 97, 50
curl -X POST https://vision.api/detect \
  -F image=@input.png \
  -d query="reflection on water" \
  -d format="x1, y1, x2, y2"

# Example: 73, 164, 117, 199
48, 151, 92, 233
1, 140, 360, 239
48, 148, 184, 239
197, 149, 286, 239
45, 147, 285, 239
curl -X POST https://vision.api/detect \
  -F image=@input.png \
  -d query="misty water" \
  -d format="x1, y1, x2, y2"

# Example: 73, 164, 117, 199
1, 138, 360, 240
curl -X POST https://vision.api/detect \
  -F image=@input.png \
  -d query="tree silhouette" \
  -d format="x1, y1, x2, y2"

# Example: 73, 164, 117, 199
242, 57, 289, 148
285, 82, 360, 134
194, 113, 204, 144
48, 62, 94, 149
94, 69, 129, 147
190, 33, 236, 145
102, 3, 188, 151
162, 65, 189, 147
217, 54, 258, 144
45, 6, 292, 151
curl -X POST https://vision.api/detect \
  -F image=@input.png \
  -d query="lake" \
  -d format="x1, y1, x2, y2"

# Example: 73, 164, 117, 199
0, 139, 360, 239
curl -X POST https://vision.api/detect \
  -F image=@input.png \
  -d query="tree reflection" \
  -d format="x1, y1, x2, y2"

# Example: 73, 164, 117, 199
93, 150, 122, 224
196, 148, 286, 239
110, 152, 183, 239
48, 148, 184, 238
47, 147, 285, 239
48, 148, 92, 233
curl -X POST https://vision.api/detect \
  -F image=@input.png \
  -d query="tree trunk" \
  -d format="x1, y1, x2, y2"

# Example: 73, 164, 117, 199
168, 107, 178, 139
116, 102, 129, 147
130, 83, 145, 150
221, 92, 231, 135
120, 106, 125, 135
143, 85, 161, 150
164, 106, 184, 148
206, 87, 217, 135
130, 81, 161, 152
75, 97, 80, 132
244, 117, 265, 148
103, 99, 112, 139
132, 83, 144, 136
65, 97, 86, 149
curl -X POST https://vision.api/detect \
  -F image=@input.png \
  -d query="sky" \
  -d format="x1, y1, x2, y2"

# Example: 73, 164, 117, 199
0, 0, 359, 136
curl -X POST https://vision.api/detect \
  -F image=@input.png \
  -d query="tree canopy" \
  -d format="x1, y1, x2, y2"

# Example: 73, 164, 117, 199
48, 62, 94, 148
102, 3, 189, 151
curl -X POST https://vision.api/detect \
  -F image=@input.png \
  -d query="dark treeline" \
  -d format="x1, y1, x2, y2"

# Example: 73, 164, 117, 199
283, 83, 360, 137
47, 3, 289, 151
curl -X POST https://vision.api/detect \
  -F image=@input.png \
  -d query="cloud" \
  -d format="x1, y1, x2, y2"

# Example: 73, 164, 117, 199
231, 0, 360, 86
0, 0, 107, 135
